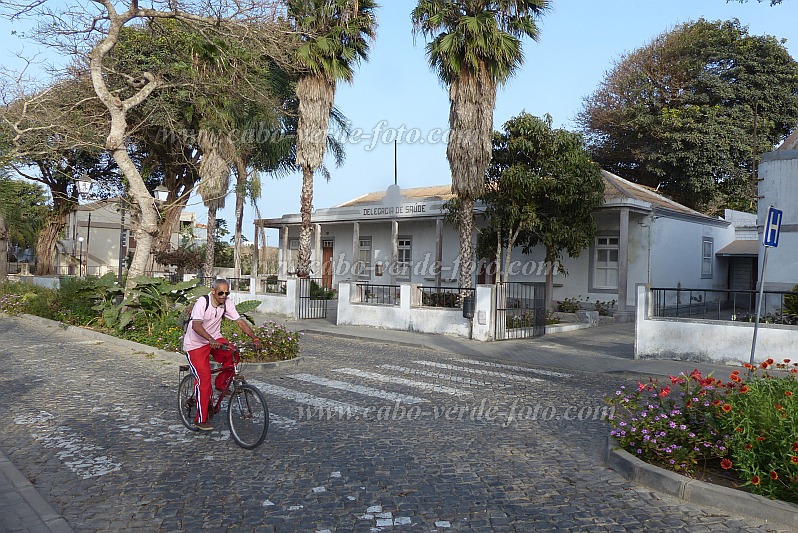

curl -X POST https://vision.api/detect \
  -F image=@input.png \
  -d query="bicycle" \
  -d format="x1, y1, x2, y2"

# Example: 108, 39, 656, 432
177, 343, 269, 449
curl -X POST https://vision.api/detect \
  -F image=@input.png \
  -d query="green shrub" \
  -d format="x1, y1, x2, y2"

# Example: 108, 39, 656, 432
56, 276, 101, 326
606, 361, 798, 503
557, 297, 580, 313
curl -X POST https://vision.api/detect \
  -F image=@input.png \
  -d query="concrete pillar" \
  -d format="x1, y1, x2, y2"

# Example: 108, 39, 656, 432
280, 225, 289, 279
352, 222, 360, 278
435, 218, 443, 287
391, 220, 399, 285
615, 207, 634, 323
314, 223, 322, 278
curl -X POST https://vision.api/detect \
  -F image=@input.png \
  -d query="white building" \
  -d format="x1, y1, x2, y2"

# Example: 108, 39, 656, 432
259, 171, 751, 321
58, 198, 201, 277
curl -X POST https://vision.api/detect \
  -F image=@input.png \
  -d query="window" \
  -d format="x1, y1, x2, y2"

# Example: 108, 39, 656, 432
356, 237, 371, 278
702, 237, 714, 278
397, 237, 412, 278
594, 236, 619, 289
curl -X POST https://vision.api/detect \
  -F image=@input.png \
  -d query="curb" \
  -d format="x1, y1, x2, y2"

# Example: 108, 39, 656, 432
20, 314, 303, 371
0, 450, 75, 533
297, 328, 438, 352
606, 437, 798, 528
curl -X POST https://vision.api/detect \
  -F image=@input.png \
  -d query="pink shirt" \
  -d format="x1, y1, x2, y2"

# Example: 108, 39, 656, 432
182, 295, 241, 352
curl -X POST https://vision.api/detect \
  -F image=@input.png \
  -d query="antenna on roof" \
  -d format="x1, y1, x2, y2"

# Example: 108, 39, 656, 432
394, 139, 398, 186
655, 182, 662, 192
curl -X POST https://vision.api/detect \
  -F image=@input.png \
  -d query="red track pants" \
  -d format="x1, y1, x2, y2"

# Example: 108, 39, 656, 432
186, 338, 236, 423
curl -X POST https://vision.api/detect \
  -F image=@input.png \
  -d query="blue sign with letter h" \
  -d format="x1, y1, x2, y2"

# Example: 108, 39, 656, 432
763, 206, 783, 248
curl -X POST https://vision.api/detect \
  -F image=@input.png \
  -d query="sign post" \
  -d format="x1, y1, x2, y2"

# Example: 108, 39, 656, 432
749, 206, 783, 367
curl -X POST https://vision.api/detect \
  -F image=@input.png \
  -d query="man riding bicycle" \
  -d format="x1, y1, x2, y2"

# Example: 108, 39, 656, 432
183, 278, 262, 430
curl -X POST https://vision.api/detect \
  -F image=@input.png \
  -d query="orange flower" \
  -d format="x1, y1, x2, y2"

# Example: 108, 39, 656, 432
740, 385, 750, 393
732, 370, 740, 375
721, 403, 733, 413
751, 475, 761, 486
721, 459, 733, 470
735, 427, 743, 433
791, 456, 798, 465
786, 391, 794, 397
770, 471, 779, 481
711, 399, 722, 406
775, 403, 784, 411
729, 373, 742, 383
744, 363, 754, 370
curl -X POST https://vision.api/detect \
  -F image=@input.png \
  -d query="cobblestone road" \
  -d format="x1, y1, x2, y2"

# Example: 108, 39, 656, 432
0, 318, 787, 532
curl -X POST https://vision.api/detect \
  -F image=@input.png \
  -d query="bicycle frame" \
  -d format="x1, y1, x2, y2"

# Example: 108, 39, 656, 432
179, 345, 243, 418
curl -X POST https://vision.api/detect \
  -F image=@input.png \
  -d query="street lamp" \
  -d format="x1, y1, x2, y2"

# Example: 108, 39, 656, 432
76, 175, 92, 197
78, 236, 84, 277
153, 184, 169, 203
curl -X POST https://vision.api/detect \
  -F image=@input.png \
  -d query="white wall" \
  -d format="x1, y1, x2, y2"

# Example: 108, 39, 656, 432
635, 284, 798, 364
758, 151, 798, 291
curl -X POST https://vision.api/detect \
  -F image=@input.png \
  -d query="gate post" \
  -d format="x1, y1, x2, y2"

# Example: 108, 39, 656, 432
472, 284, 495, 341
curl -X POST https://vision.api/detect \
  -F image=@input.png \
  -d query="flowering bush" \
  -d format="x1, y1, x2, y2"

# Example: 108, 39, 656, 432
222, 319, 301, 362
711, 360, 798, 502
606, 369, 728, 473
607, 360, 798, 503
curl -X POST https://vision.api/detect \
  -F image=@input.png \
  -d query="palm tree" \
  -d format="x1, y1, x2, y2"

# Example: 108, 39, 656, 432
288, 0, 378, 277
412, 0, 549, 290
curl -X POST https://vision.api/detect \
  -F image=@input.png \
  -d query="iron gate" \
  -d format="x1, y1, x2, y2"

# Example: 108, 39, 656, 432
494, 282, 546, 340
298, 277, 328, 319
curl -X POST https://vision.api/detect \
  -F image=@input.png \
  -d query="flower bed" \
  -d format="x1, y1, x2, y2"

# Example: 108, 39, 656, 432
606, 359, 798, 503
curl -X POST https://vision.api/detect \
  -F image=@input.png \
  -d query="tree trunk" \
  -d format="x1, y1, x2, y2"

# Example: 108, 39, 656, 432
544, 246, 555, 312
204, 205, 218, 279
458, 197, 474, 291
153, 194, 188, 253
35, 186, 73, 275
297, 165, 314, 277
0, 212, 7, 282
233, 158, 246, 280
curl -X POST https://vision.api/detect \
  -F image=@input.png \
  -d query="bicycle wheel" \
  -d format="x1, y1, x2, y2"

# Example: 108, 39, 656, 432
227, 384, 269, 449
178, 374, 199, 431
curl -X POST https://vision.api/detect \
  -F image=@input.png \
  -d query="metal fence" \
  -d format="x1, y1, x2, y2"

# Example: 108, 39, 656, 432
257, 277, 287, 295
299, 277, 328, 319
651, 287, 798, 325
357, 283, 400, 306
418, 286, 475, 308
495, 282, 547, 340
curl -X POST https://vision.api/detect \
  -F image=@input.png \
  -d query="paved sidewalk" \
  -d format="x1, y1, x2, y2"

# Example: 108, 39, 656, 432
254, 311, 747, 380
1, 313, 753, 531
0, 450, 73, 533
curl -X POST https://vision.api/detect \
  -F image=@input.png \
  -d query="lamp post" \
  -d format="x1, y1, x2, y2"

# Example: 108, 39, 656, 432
78, 236, 84, 277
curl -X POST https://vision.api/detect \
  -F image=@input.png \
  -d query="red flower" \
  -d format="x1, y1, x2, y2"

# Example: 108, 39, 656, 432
744, 363, 754, 370
637, 382, 647, 391
721, 459, 733, 470
756, 436, 766, 442
786, 391, 794, 397
761, 361, 770, 369
745, 443, 753, 450
751, 475, 761, 486
721, 404, 733, 413
659, 386, 671, 398
711, 399, 722, 406
775, 403, 784, 411
766, 358, 775, 365
735, 427, 743, 433
770, 471, 779, 481
792, 442, 798, 451
729, 373, 742, 383
740, 385, 750, 393
791, 369, 798, 374
791, 456, 798, 465
669, 374, 682, 385
784, 359, 791, 364
732, 370, 740, 375
690, 369, 703, 381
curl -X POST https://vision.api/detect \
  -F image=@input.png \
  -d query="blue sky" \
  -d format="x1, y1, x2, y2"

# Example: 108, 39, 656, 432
3, 0, 798, 244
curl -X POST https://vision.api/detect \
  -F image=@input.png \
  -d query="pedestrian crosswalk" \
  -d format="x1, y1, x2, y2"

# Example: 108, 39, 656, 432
244, 357, 575, 431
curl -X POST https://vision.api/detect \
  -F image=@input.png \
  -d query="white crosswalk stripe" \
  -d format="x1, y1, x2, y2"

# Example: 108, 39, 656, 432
248, 378, 367, 415
377, 364, 508, 388
412, 361, 543, 383
332, 368, 468, 396
288, 373, 427, 404
449, 358, 572, 378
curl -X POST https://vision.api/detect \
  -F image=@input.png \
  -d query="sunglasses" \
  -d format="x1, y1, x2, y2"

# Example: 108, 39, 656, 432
216, 291, 230, 296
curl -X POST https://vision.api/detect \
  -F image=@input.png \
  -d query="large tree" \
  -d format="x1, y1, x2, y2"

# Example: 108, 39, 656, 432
412, 0, 549, 292
484, 113, 604, 310
0, 174, 49, 280
578, 19, 798, 215
1, 0, 287, 295
288, 0, 377, 277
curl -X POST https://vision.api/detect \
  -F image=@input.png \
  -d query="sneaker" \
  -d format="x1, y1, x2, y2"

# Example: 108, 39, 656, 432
196, 421, 213, 431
